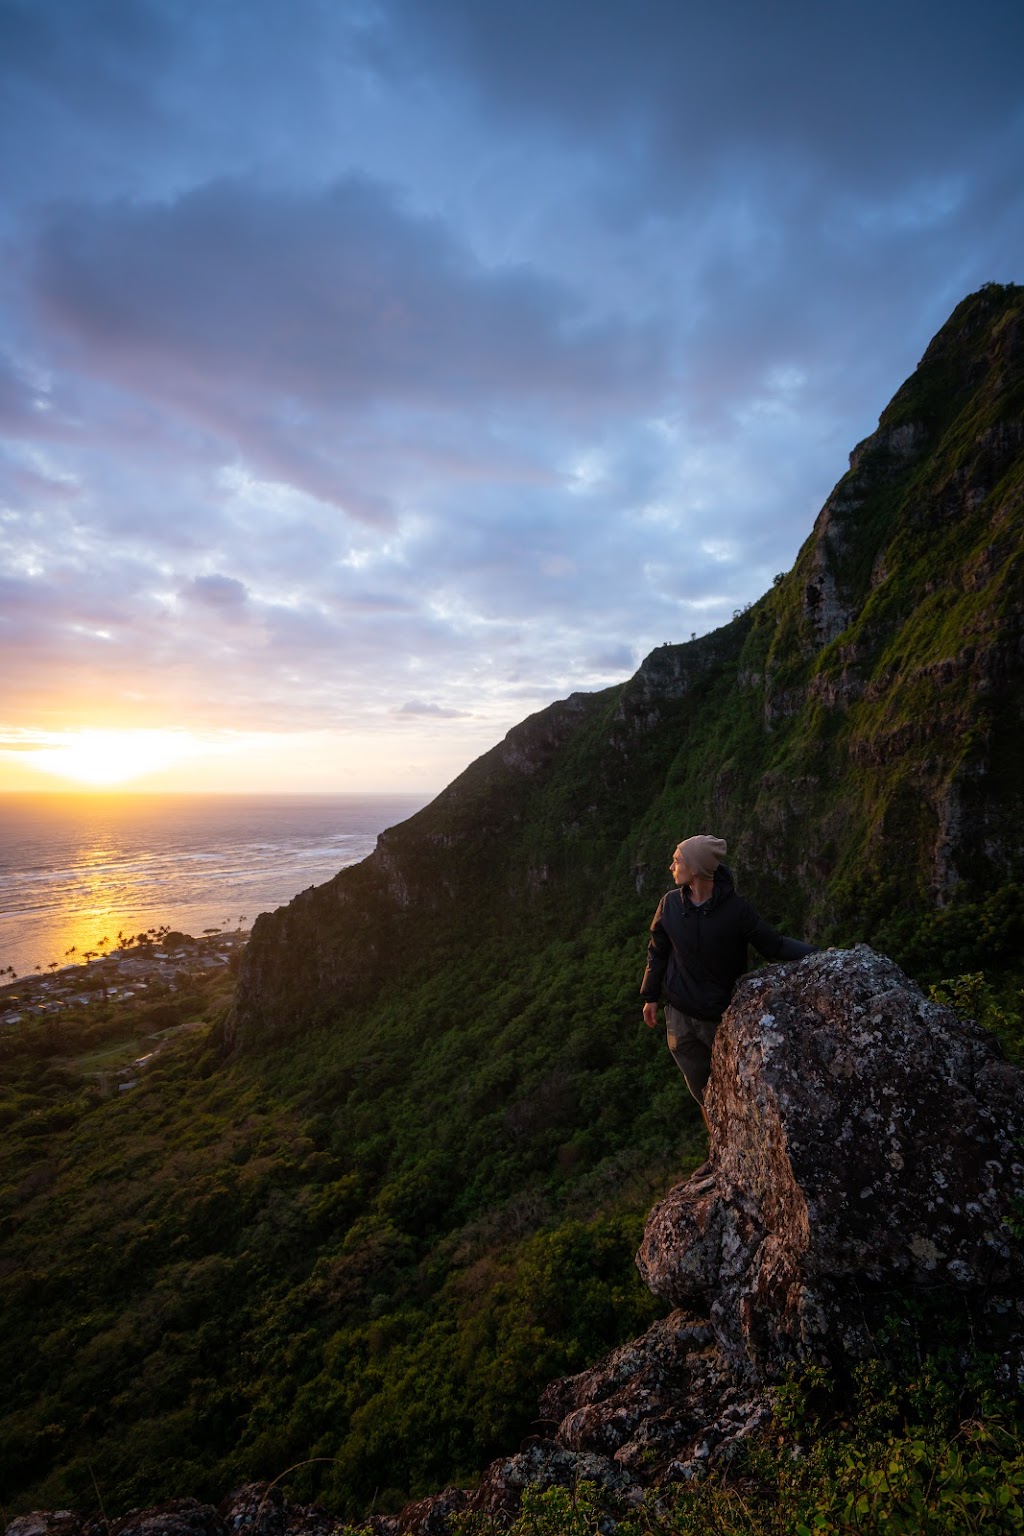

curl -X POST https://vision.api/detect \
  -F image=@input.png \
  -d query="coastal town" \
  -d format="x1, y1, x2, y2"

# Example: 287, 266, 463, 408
0, 926, 249, 1030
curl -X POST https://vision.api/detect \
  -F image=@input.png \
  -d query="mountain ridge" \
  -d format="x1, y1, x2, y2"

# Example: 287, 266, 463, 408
227, 281, 1024, 1051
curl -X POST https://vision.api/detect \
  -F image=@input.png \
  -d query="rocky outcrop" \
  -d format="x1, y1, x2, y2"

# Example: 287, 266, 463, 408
5, 1487, 338, 1536
637, 946, 1024, 1376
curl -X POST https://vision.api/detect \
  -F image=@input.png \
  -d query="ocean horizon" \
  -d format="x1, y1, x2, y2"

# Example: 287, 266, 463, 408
0, 791, 431, 981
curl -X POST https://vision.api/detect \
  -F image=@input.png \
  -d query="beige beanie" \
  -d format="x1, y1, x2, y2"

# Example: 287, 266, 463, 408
676, 834, 728, 878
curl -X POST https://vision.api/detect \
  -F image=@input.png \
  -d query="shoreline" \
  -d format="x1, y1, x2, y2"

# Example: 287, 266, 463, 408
0, 926, 249, 1027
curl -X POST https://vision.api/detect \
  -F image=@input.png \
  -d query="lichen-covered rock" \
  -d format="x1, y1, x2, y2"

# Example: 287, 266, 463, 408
537, 1310, 772, 1477
359, 1442, 639, 1536
361, 1484, 469, 1536
6, 1516, 83, 1536
92, 1502, 225, 1536
220, 1485, 286, 1536
471, 1440, 638, 1509
637, 945, 1024, 1377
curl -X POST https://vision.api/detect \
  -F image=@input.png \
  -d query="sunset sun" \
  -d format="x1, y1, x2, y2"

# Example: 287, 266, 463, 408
25, 729, 203, 787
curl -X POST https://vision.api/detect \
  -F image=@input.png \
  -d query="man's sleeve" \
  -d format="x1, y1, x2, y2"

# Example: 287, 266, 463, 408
776, 935, 817, 961
640, 897, 669, 1000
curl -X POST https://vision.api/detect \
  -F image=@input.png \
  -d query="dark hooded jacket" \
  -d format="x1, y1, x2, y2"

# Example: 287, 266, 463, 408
640, 864, 812, 1021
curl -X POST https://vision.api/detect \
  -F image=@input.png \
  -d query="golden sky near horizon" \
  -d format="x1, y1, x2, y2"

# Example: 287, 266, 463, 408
0, 725, 468, 795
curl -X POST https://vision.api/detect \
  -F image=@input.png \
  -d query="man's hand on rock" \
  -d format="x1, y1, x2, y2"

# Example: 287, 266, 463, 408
643, 1001, 659, 1029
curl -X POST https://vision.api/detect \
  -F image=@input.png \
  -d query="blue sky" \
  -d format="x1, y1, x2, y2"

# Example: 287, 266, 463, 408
1, 0, 1021, 791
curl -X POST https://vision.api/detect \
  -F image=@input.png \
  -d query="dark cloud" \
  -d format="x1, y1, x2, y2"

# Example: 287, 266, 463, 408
396, 700, 470, 718
0, 353, 38, 429
185, 574, 249, 610
384, 0, 1024, 187
23, 175, 666, 522
29, 177, 664, 408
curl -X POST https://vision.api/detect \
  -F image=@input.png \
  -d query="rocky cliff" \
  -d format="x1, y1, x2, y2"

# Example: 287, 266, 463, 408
226, 282, 1024, 1052
19, 948, 1023, 1536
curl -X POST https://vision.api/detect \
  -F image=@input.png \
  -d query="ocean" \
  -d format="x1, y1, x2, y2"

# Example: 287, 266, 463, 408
0, 792, 430, 980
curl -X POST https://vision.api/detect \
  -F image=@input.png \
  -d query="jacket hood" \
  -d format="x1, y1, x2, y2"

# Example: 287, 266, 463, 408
681, 862, 735, 911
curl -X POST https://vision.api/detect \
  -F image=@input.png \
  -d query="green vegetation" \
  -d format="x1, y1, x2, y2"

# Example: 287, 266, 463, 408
459, 1412, 1024, 1536
452, 1305, 1024, 1536
1, 942, 1020, 1523
0, 930, 686, 1520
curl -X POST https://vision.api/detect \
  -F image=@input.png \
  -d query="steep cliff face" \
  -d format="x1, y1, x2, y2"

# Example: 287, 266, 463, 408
227, 284, 1024, 1050
747, 284, 1024, 910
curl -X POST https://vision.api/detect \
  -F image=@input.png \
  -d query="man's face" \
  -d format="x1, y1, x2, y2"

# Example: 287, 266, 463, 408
671, 850, 693, 887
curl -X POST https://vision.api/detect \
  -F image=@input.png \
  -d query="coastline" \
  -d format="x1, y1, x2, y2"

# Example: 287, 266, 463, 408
0, 788, 429, 984
0, 926, 248, 1028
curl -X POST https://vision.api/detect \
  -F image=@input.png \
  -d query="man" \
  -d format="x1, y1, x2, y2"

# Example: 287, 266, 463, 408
641, 833, 815, 1132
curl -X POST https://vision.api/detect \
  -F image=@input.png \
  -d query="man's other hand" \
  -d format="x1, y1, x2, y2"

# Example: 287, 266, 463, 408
642, 1001, 659, 1029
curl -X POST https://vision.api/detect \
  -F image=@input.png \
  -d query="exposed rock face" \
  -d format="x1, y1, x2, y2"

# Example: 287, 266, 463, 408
637, 946, 1024, 1377
535, 1310, 773, 1483
402, 946, 1020, 1527
5, 1487, 343, 1536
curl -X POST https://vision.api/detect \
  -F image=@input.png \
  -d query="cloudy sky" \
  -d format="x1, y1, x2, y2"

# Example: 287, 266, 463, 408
1, 0, 1021, 792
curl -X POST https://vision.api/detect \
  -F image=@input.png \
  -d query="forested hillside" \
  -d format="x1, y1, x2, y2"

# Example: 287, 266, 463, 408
1, 284, 1022, 1524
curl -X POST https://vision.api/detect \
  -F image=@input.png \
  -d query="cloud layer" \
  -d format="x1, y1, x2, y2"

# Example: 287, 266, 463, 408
1, 0, 1021, 789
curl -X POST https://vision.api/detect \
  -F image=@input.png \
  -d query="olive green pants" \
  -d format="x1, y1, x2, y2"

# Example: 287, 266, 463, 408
665, 1003, 720, 1106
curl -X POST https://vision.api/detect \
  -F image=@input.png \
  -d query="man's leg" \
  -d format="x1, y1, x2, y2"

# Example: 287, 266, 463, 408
665, 1005, 719, 1133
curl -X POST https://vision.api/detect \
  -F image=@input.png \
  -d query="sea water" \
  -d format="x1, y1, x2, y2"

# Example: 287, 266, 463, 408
0, 792, 429, 979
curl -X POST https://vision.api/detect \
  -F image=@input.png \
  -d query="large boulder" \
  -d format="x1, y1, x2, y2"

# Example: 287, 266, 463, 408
637, 945, 1024, 1377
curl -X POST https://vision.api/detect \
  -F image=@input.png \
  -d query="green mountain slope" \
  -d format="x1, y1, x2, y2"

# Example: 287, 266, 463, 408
230, 281, 1024, 1050
1, 284, 1022, 1523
